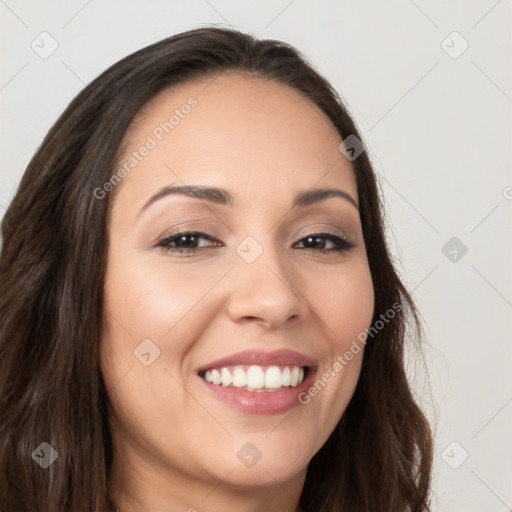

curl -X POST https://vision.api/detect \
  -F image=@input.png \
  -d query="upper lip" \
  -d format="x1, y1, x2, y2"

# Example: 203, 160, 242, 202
196, 349, 316, 373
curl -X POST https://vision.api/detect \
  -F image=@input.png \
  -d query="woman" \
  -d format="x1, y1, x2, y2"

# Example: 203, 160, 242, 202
0, 26, 432, 512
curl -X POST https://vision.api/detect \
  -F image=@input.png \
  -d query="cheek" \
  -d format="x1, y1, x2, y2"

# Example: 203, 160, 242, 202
312, 258, 375, 350
98, 257, 205, 449
98, 254, 234, 398
102, 254, 231, 340
297, 259, 374, 430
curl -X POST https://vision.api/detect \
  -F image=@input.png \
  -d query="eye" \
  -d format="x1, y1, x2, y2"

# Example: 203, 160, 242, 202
154, 230, 355, 256
155, 231, 221, 254
294, 232, 355, 253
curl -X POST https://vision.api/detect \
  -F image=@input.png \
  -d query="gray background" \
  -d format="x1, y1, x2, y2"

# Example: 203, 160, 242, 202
1, 1, 511, 510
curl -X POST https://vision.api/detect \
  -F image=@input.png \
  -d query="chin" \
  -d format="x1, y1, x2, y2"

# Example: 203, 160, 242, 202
195, 434, 314, 487
215, 458, 308, 488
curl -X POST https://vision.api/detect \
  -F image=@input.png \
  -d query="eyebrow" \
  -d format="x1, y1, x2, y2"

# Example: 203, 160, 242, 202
136, 184, 359, 217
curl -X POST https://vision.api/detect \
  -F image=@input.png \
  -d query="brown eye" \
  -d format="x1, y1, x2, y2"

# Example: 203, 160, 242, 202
155, 231, 221, 254
294, 233, 355, 252
154, 231, 355, 256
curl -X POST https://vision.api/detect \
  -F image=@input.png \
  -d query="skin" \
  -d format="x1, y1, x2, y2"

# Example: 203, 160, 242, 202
100, 72, 375, 512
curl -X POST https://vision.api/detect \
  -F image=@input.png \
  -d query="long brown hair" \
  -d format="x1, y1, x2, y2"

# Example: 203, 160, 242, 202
0, 26, 432, 511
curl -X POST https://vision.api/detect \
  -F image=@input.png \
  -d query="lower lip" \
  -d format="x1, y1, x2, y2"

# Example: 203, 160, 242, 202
198, 370, 315, 415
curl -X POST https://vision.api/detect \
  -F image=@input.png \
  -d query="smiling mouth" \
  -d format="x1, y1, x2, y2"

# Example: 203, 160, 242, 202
198, 364, 310, 392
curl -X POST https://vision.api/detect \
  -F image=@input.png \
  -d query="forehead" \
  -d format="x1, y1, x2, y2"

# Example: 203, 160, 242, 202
112, 72, 357, 207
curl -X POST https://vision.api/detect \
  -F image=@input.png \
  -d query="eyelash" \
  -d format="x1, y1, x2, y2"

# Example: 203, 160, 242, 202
154, 230, 355, 255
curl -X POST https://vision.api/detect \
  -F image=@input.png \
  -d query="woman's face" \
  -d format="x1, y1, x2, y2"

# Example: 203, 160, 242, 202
100, 73, 374, 508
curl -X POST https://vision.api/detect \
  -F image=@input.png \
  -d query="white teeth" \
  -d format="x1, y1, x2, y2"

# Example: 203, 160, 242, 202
211, 369, 221, 385
290, 366, 299, 386
246, 365, 265, 389
264, 366, 282, 388
202, 365, 306, 391
221, 367, 232, 387
281, 367, 291, 386
232, 367, 247, 387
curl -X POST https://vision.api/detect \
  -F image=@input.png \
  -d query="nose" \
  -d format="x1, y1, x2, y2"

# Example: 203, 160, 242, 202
225, 242, 310, 331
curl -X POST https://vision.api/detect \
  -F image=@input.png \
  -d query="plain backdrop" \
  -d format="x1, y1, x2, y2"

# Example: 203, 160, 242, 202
1, 1, 511, 510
